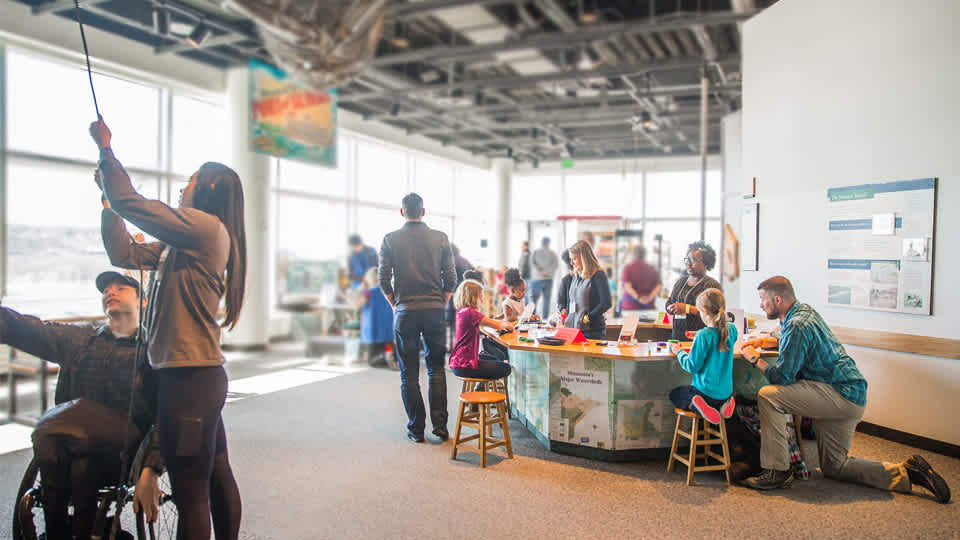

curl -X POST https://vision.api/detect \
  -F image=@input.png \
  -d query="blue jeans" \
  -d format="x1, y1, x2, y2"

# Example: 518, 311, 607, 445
528, 279, 553, 318
669, 385, 728, 411
394, 308, 448, 436
451, 354, 512, 380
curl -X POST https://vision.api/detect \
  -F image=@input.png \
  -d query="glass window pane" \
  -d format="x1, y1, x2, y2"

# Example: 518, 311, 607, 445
357, 206, 402, 253
705, 169, 722, 218
7, 49, 160, 169
276, 152, 348, 198
275, 196, 348, 296
454, 166, 495, 218
356, 141, 408, 205
172, 94, 229, 175
453, 217, 494, 268
564, 173, 629, 216
5, 159, 154, 313
512, 176, 562, 220
646, 171, 702, 218
413, 157, 454, 215
643, 220, 701, 290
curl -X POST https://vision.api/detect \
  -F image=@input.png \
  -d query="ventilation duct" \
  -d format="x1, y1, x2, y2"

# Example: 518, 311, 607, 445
213, 0, 387, 89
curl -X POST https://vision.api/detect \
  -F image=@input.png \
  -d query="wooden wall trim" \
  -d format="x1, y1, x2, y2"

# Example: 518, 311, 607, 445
831, 326, 960, 360
745, 313, 960, 359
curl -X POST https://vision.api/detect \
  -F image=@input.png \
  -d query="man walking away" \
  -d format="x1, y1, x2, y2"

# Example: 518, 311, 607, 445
379, 193, 457, 443
530, 237, 559, 318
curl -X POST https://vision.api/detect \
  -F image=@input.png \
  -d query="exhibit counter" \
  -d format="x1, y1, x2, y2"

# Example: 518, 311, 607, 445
483, 328, 777, 461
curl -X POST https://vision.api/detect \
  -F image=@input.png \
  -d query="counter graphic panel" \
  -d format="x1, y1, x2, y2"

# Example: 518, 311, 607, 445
548, 355, 612, 448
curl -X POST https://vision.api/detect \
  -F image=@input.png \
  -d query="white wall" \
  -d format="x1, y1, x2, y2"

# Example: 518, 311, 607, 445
721, 111, 742, 306
741, 0, 960, 443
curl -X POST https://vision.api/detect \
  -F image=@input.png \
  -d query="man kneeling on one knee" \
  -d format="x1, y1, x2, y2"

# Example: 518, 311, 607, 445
740, 276, 950, 503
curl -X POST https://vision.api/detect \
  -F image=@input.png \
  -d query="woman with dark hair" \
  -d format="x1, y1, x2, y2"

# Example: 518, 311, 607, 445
666, 240, 722, 341
90, 118, 244, 539
564, 241, 612, 340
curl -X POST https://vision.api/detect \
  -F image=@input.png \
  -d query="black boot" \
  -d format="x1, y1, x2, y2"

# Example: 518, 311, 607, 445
744, 468, 794, 490
904, 455, 951, 503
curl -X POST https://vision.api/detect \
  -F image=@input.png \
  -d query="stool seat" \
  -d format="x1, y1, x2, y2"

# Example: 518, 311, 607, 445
667, 407, 731, 486
459, 391, 505, 405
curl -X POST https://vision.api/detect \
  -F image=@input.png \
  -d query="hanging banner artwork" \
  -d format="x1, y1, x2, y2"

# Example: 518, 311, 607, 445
249, 59, 337, 167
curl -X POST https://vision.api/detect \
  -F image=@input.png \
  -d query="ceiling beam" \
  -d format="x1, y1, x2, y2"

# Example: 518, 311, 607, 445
371, 11, 755, 67
387, 0, 518, 20
31, 0, 107, 15
342, 56, 736, 102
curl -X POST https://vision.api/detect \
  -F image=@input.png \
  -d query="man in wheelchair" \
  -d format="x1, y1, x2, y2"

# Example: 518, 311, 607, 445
2, 271, 159, 539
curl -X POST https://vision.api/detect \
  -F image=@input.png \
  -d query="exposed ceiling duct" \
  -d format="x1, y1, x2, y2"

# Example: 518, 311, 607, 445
212, 0, 387, 89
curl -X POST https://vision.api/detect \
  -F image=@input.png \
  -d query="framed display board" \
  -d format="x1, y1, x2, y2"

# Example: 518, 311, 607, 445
825, 178, 936, 315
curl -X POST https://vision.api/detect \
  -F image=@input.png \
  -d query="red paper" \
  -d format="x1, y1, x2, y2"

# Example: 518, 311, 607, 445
552, 327, 588, 344
661, 312, 671, 325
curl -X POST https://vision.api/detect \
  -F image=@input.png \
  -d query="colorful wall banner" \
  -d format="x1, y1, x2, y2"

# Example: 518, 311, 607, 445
249, 59, 337, 167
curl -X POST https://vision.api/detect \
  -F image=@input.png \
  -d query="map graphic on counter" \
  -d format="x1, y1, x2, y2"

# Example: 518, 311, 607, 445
826, 178, 935, 314
615, 400, 663, 449
549, 356, 612, 448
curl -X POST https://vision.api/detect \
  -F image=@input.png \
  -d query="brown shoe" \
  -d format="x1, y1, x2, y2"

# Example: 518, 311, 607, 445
905, 455, 951, 503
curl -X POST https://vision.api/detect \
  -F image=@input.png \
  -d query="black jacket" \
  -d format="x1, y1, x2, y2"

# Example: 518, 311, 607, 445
0, 306, 161, 469
378, 221, 456, 312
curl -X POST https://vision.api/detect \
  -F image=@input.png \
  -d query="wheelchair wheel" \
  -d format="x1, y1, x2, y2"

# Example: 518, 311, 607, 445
12, 458, 41, 540
124, 428, 178, 540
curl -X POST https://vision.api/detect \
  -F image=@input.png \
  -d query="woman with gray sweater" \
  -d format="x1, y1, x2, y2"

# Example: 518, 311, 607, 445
91, 118, 246, 539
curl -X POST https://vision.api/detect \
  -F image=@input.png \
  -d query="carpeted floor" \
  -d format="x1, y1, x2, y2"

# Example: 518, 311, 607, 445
1, 363, 957, 539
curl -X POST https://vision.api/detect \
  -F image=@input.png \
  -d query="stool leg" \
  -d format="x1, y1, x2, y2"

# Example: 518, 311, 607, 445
451, 402, 465, 460
667, 413, 682, 472
792, 414, 806, 464
719, 418, 731, 485
480, 404, 488, 468
498, 401, 513, 458
499, 378, 512, 419
687, 417, 699, 486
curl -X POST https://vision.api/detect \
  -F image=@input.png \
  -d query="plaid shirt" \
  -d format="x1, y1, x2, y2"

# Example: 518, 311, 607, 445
764, 303, 868, 406
0, 306, 155, 431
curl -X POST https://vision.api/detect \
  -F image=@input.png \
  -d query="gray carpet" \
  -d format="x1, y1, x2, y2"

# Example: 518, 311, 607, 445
2, 363, 958, 539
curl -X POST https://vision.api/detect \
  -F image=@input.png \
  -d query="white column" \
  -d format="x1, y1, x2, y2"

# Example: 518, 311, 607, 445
223, 67, 272, 349
492, 158, 513, 269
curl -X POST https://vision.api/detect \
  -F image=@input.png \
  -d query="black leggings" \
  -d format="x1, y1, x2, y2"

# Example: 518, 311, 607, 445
156, 366, 241, 540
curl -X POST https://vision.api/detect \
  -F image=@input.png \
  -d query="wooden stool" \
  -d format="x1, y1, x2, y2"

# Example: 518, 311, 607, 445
667, 408, 731, 486
458, 377, 511, 419
450, 391, 513, 468
786, 414, 806, 463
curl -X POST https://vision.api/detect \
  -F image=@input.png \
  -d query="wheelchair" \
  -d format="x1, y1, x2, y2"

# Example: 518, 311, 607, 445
13, 426, 178, 540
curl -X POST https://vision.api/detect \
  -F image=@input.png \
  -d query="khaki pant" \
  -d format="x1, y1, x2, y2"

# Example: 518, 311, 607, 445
758, 380, 911, 493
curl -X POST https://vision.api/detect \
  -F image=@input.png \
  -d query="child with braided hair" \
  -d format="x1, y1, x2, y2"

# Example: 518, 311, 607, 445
669, 288, 736, 424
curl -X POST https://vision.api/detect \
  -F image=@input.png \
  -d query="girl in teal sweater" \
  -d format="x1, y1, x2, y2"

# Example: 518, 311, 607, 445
669, 288, 736, 424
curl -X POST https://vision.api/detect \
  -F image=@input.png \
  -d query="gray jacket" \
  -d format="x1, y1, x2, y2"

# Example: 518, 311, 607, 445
379, 221, 456, 312
531, 247, 559, 279
99, 148, 229, 369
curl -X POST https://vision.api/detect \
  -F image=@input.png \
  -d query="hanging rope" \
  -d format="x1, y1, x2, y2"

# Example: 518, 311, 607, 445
74, 0, 101, 118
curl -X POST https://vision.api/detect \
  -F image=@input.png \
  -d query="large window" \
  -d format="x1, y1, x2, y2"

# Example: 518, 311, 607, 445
2, 48, 226, 316
356, 140, 408, 205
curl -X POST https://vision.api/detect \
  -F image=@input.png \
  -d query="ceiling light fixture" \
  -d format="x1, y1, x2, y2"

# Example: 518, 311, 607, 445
153, 8, 170, 36
473, 89, 484, 106
640, 111, 656, 130
186, 22, 210, 47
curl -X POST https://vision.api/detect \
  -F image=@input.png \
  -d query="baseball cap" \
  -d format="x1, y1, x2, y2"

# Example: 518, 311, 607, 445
95, 271, 140, 293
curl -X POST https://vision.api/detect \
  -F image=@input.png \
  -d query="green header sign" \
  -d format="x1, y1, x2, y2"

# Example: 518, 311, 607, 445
561, 158, 574, 169
829, 186, 874, 202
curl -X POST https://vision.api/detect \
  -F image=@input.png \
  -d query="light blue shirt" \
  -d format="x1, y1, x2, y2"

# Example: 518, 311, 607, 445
676, 323, 737, 401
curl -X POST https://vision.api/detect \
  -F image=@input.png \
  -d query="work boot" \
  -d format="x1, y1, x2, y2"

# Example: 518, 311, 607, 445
744, 468, 794, 490
904, 455, 951, 503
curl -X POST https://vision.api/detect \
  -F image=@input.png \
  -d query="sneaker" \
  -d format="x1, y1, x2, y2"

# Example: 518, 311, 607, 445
691, 395, 722, 424
744, 468, 794, 491
904, 455, 951, 503
407, 432, 425, 443
432, 427, 449, 441
720, 397, 736, 419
